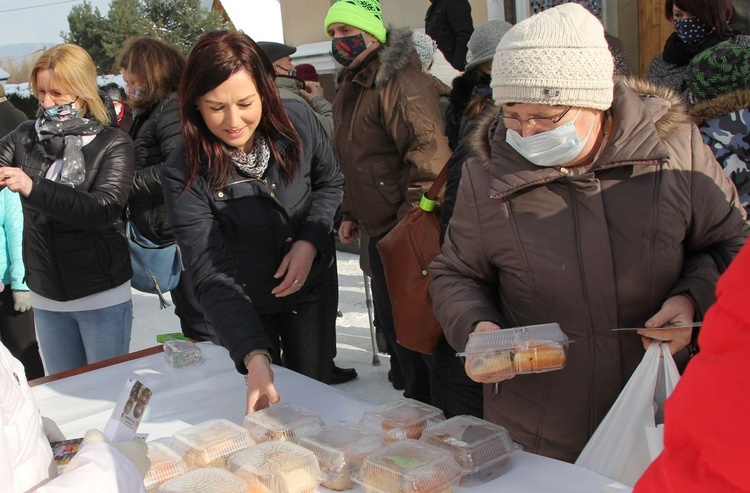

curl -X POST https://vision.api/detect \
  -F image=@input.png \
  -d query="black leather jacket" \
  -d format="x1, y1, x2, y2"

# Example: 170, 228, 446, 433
162, 99, 343, 372
0, 121, 135, 301
128, 93, 181, 244
425, 0, 474, 71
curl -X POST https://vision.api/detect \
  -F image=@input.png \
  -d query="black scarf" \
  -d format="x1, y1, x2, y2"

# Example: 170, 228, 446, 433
661, 27, 735, 67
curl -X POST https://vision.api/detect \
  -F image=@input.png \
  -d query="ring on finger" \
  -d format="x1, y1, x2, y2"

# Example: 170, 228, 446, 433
293, 279, 300, 285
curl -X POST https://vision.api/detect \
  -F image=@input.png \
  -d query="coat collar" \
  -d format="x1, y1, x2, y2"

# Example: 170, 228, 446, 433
336, 27, 418, 89
466, 78, 689, 198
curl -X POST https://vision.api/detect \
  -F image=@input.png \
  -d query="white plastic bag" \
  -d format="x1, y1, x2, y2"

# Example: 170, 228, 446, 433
575, 341, 680, 486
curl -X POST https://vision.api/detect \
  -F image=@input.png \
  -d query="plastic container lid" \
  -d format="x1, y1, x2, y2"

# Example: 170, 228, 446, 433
457, 323, 570, 379
420, 415, 522, 486
145, 442, 190, 492
359, 398, 446, 443
243, 403, 325, 444
157, 467, 248, 492
352, 439, 461, 493
170, 419, 254, 469
227, 441, 321, 493
298, 421, 385, 491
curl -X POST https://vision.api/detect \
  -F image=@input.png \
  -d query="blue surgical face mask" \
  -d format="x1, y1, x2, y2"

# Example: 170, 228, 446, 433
505, 109, 595, 168
674, 18, 711, 44
39, 99, 82, 122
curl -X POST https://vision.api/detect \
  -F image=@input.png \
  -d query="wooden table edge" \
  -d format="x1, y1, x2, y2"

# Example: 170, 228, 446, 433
28, 345, 164, 387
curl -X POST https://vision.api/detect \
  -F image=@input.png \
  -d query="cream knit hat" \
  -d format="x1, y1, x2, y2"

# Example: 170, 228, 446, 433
491, 3, 614, 110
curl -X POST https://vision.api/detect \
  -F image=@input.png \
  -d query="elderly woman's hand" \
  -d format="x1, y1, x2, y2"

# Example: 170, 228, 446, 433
464, 321, 517, 384
637, 294, 695, 355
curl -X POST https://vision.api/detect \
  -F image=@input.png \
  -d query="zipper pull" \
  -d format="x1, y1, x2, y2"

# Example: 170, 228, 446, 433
493, 382, 499, 395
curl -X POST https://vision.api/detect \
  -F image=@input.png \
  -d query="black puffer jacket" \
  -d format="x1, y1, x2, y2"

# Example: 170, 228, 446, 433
0, 121, 134, 301
128, 93, 181, 244
161, 99, 344, 373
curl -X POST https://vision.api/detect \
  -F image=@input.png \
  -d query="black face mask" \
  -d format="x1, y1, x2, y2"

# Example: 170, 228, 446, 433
275, 63, 297, 77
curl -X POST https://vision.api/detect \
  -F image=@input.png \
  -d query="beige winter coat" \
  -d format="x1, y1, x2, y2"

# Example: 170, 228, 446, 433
429, 78, 749, 462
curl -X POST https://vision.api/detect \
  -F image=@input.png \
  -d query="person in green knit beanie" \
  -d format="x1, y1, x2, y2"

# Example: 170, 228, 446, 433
323, 0, 453, 407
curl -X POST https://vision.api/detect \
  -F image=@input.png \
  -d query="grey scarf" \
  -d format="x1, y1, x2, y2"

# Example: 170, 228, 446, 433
230, 136, 270, 179
36, 114, 102, 187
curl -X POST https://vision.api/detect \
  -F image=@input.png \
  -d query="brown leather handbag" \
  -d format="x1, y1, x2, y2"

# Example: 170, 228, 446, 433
376, 163, 448, 354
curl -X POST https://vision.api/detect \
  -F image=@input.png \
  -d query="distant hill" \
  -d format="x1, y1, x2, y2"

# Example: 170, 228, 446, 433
0, 43, 56, 63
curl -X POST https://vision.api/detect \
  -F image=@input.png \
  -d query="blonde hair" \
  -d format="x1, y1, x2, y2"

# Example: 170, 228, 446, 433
30, 43, 110, 125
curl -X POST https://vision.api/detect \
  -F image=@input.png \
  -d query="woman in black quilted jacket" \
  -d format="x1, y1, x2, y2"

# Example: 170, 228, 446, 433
117, 36, 213, 340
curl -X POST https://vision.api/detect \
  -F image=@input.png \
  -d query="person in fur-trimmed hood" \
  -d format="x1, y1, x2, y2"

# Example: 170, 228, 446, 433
324, 0, 451, 404
686, 38, 750, 213
429, 3, 749, 463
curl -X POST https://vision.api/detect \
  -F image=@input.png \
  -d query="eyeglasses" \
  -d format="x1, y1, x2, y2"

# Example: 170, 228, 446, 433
499, 106, 573, 131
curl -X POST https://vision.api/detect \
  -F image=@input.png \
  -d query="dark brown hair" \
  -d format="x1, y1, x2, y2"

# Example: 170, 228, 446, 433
666, 0, 734, 37
116, 35, 185, 111
179, 30, 302, 190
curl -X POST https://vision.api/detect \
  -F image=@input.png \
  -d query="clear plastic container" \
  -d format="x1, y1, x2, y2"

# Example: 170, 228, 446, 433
227, 440, 321, 493
458, 323, 570, 379
419, 415, 522, 486
353, 439, 461, 493
359, 399, 445, 443
243, 403, 324, 444
170, 419, 254, 469
145, 441, 190, 492
157, 467, 248, 492
298, 421, 385, 491
163, 339, 202, 368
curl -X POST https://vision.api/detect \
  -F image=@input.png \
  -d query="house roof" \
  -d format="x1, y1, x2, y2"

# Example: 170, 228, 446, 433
0, 67, 9, 81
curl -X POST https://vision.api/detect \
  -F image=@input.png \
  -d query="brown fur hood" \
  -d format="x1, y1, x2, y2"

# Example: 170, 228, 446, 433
465, 77, 691, 168
689, 89, 750, 124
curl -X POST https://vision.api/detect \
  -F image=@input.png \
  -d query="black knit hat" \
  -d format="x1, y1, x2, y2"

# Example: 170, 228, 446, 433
685, 39, 750, 102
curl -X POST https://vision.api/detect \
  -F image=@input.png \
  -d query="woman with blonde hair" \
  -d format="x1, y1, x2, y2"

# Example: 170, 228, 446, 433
0, 43, 135, 375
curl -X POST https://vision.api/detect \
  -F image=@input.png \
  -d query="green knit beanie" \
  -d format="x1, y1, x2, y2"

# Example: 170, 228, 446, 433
685, 40, 750, 102
324, 0, 387, 44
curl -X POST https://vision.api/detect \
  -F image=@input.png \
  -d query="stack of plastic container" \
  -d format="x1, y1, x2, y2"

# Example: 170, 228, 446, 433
170, 419, 254, 469
243, 403, 325, 444
359, 399, 445, 443
227, 441, 321, 493
298, 421, 385, 490
420, 415, 522, 485
144, 442, 190, 492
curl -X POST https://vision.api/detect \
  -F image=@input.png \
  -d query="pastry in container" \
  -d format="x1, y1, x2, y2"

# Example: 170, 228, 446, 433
157, 467, 248, 492
420, 415, 522, 485
359, 398, 445, 443
458, 323, 570, 379
353, 439, 461, 493
243, 402, 324, 444
227, 440, 321, 493
298, 421, 384, 490
170, 418, 254, 469
144, 441, 190, 492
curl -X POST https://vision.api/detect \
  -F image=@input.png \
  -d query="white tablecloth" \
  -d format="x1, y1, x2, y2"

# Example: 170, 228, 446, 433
32, 342, 616, 492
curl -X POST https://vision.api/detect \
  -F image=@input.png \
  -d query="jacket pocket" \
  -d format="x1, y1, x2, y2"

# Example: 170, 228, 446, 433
370, 163, 403, 205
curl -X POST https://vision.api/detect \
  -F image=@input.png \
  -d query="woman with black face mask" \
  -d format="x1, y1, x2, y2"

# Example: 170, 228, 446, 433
647, 0, 743, 102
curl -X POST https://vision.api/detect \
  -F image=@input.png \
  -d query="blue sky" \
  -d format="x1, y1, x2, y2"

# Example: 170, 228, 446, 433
1, 0, 113, 46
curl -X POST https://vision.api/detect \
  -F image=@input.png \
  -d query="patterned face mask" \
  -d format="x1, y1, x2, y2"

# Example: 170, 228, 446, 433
126, 86, 144, 101
331, 33, 370, 67
39, 99, 82, 122
674, 18, 711, 44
